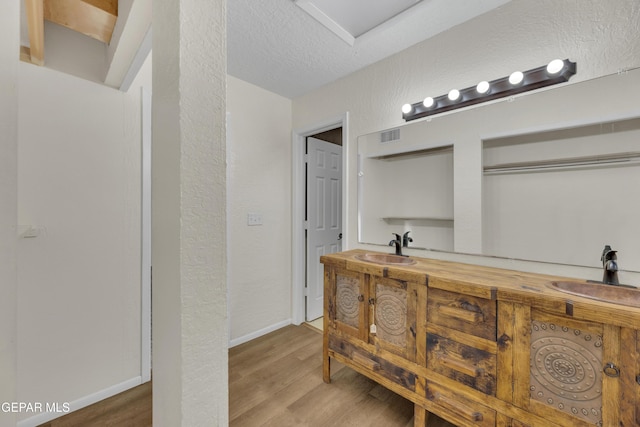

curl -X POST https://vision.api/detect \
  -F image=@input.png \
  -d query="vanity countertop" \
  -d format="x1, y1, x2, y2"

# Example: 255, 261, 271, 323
321, 249, 640, 329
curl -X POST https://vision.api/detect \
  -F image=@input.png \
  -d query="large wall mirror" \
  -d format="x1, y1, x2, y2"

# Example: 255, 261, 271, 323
358, 68, 640, 272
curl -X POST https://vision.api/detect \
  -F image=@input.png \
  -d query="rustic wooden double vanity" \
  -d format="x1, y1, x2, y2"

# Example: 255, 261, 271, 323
321, 249, 640, 427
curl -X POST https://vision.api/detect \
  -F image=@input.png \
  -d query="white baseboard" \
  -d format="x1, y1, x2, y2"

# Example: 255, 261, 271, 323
229, 318, 292, 348
17, 376, 144, 427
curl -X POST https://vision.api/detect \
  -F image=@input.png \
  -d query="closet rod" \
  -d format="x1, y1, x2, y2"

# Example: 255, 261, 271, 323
483, 151, 640, 174
367, 145, 453, 160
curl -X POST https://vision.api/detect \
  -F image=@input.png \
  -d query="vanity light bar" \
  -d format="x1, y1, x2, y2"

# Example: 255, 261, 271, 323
401, 59, 577, 122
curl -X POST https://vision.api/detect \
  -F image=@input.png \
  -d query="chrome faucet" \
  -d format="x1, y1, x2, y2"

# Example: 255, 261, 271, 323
601, 245, 619, 285
389, 233, 403, 256
402, 231, 413, 248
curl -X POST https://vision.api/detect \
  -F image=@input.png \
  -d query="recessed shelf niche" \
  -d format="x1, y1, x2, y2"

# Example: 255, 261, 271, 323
358, 143, 454, 251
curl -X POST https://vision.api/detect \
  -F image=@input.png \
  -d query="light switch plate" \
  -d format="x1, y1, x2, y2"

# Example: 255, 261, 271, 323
247, 213, 263, 226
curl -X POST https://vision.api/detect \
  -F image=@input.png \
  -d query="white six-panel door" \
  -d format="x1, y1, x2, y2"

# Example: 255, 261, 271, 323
306, 137, 342, 321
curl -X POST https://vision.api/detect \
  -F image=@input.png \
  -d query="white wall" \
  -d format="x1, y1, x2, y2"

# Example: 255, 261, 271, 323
0, 1, 19, 426
227, 76, 293, 344
151, 0, 228, 424
293, 0, 640, 277
16, 61, 146, 424
43, 22, 108, 85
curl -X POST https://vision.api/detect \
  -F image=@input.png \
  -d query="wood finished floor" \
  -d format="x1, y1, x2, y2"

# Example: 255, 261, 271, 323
230, 324, 454, 427
37, 381, 152, 427
39, 324, 455, 426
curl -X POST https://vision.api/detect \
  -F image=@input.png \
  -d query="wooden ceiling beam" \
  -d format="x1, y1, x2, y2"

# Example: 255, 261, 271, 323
43, 0, 118, 44
24, 0, 45, 65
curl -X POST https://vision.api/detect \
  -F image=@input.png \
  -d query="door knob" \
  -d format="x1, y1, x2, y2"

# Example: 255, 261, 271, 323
337, 233, 342, 241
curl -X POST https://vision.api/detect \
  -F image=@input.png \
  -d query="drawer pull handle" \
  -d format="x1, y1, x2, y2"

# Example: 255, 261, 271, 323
437, 304, 484, 323
352, 351, 381, 371
604, 362, 620, 378
434, 394, 483, 422
438, 354, 484, 377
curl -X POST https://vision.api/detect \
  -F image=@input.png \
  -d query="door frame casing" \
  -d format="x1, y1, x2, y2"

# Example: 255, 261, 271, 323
291, 112, 349, 325
141, 87, 152, 382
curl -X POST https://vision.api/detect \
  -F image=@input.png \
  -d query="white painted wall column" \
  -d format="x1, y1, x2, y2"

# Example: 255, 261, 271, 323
0, 1, 18, 425
152, 0, 228, 425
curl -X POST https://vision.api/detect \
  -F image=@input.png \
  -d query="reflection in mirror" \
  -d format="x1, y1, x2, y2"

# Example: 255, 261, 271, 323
482, 117, 640, 268
358, 68, 640, 272
358, 145, 454, 251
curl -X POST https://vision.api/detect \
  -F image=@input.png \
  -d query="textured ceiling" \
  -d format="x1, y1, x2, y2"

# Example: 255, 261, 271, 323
227, 0, 512, 99
20, 0, 511, 97
295, 0, 422, 43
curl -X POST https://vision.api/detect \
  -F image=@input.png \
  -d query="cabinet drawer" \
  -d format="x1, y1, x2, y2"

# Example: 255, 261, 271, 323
328, 335, 416, 392
427, 333, 496, 395
427, 288, 496, 341
425, 380, 496, 427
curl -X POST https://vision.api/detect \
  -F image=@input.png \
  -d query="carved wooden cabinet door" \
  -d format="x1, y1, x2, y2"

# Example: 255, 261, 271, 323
520, 309, 634, 427
368, 275, 418, 362
618, 327, 640, 427
327, 267, 368, 341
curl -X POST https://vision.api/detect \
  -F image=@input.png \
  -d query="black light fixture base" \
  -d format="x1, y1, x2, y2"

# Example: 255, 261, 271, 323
402, 59, 577, 122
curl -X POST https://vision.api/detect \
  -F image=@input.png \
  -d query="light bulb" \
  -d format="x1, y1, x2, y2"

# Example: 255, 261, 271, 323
402, 103, 412, 114
476, 81, 490, 94
509, 71, 524, 85
423, 97, 435, 108
448, 89, 460, 101
546, 59, 564, 74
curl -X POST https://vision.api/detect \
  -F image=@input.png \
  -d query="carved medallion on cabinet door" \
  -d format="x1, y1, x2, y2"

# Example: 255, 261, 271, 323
370, 276, 417, 361
529, 313, 604, 426
336, 273, 360, 328
332, 268, 367, 340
